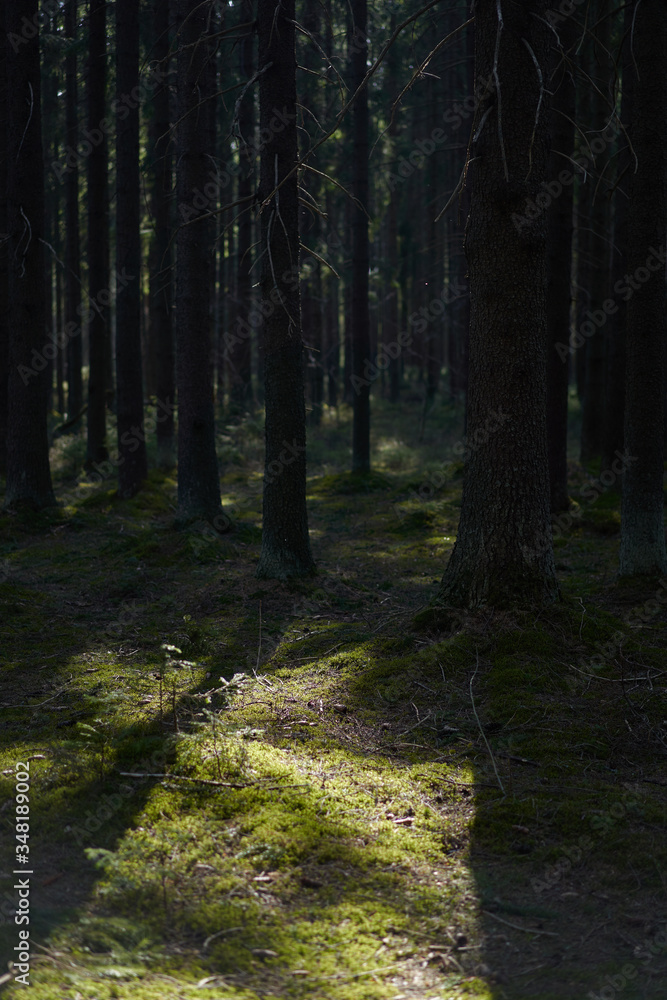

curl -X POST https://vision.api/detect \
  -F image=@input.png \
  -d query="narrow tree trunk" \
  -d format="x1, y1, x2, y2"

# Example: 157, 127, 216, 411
350, 0, 370, 472
546, 19, 576, 512
256, 0, 315, 579
64, 0, 83, 426
619, 0, 667, 578
0, 1, 8, 476
175, 0, 222, 520
229, 1, 255, 414
85, 0, 109, 469
4, 0, 55, 509
437, 0, 557, 609
149, 0, 174, 469
115, 0, 147, 497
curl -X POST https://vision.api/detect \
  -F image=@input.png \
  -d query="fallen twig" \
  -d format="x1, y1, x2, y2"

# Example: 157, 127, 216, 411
482, 910, 558, 937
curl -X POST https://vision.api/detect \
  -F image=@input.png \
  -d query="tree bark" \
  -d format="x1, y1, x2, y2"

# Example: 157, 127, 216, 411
175, 0, 222, 520
64, 0, 83, 426
619, 0, 667, 578
546, 18, 576, 512
149, 0, 174, 469
85, 0, 110, 469
350, 0, 370, 472
115, 0, 147, 497
4, 0, 56, 509
437, 0, 558, 609
256, 0, 315, 579
0, 1, 8, 476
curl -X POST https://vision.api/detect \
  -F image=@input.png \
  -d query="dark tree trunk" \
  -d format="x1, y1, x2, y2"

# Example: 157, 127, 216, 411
64, 0, 83, 426
437, 0, 557, 609
149, 0, 174, 469
115, 0, 147, 497
4, 0, 55, 509
350, 0, 370, 472
256, 0, 315, 579
229, 0, 255, 414
619, 0, 667, 577
602, 7, 633, 474
546, 19, 576, 513
579, 10, 612, 468
0, 1, 8, 475
85, 0, 110, 469
175, 0, 222, 520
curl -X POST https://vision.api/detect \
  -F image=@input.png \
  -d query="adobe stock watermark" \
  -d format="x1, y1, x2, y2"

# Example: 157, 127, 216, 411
555, 247, 666, 361
18, 267, 135, 385
587, 924, 667, 1000
387, 74, 495, 192
179, 107, 296, 224
512, 118, 621, 232
350, 279, 468, 395
393, 407, 509, 522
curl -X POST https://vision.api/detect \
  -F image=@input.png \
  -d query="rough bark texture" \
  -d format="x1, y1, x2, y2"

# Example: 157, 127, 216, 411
4, 0, 55, 509
115, 0, 147, 497
437, 0, 558, 608
350, 0, 370, 472
85, 0, 109, 469
619, 0, 667, 578
149, 0, 174, 469
256, 0, 315, 580
175, 0, 222, 520
64, 0, 83, 424
546, 19, 576, 513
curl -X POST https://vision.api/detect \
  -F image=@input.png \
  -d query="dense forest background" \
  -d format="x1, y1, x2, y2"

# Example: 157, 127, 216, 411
1, 1, 667, 998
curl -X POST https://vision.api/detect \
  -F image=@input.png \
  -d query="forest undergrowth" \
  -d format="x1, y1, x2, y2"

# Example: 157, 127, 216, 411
0, 396, 666, 999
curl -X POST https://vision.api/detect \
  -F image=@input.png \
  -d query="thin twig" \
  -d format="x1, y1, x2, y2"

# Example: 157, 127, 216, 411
482, 910, 558, 936
470, 652, 505, 795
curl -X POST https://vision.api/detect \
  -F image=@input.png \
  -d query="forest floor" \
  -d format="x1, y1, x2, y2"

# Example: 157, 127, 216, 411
0, 395, 666, 1000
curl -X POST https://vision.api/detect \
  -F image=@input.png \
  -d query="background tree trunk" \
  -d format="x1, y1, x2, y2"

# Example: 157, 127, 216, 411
85, 0, 109, 469
437, 0, 557, 608
619, 0, 667, 578
64, 0, 83, 426
115, 0, 147, 497
149, 0, 174, 469
175, 0, 222, 520
256, 0, 315, 579
350, 0, 371, 473
5, 0, 55, 509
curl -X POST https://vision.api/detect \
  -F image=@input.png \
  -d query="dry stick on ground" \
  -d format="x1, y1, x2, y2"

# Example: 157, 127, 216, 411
119, 772, 308, 791
482, 910, 559, 937
470, 652, 506, 796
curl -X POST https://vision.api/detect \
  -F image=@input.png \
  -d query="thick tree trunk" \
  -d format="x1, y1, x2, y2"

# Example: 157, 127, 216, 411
546, 19, 576, 513
437, 0, 557, 609
256, 0, 315, 579
85, 0, 109, 469
64, 0, 83, 426
175, 0, 222, 520
4, 0, 55, 509
350, 0, 370, 472
115, 0, 147, 497
619, 0, 667, 578
149, 0, 174, 469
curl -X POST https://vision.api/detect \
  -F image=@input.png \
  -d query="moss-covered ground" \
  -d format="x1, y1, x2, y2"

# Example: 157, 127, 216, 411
0, 395, 666, 999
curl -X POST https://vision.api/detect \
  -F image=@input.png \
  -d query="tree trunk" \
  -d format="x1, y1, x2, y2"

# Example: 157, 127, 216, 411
437, 0, 557, 609
546, 18, 576, 513
149, 0, 174, 469
85, 0, 110, 470
0, 1, 8, 476
64, 0, 83, 427
115, 0, 147, 497
229, 0, 255, 415
256, 0, 315, 579
619, 0, 667, 578
350, 0, 370, 472
175, 0, 222, 520
4, 0, 56, 509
